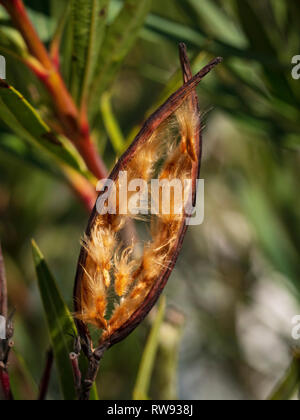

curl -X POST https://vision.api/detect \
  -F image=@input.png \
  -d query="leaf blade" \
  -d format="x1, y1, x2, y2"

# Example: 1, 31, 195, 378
100, 91, 125, 155
31, 240, 77, 401
234, 0, 295, 104
133, 297, 166, 400
89, 0, 151, 120
0, 80, 87, 175
70, 0, 110, 106
269, 355, 300, 401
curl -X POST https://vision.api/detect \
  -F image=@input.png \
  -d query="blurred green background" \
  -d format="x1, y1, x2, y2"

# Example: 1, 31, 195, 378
0, 0, 300, 400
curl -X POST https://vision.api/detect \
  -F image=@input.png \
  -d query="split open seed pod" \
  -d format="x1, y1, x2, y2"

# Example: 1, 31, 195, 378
74, 45, 222, 356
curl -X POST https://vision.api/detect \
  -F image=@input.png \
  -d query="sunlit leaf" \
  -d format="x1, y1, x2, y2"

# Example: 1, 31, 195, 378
100, 91, 125, 155
0, 133, 61, 177
32, 240, 77, 401
0, 80, 87, 175
0, 27, 28, 61
70, 0, 110, 106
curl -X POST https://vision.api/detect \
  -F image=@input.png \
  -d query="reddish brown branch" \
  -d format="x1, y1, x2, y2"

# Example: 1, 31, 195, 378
0, 0, 107, 181
0, 243, 13, 401
0, 242, 7, 319
0, 369, 13, 400
38, 349, 54, 400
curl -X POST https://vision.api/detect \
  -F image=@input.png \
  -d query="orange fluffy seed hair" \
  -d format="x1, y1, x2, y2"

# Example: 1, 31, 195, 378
73, 48, 223, 352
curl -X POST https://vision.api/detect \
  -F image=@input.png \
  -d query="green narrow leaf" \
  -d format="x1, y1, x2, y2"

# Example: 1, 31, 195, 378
0, 80, 87, 175
0, 134, 62, 178
58, 9, 74, 88
11, 348, 38, 400
269, 355, 300, 400
133, 297, 166, 401
89, 0, 151, 120
0, 27, 28, 61
50, 0, 72, 55
31, 240, 77, 400
235, 0, 276, 54
142, 13, 252, 60
240, 185, 299, 289
32, 240, 99, 401
269, 0, 287, 31
89, 380, 99, 401
100, 91, 125, 155
154, 315, 184, 400
70, 0, 110, 106
234, 0, 295, 104
26, 6, 55, 43
177, 0, 247, 48
50, 0, 70, 21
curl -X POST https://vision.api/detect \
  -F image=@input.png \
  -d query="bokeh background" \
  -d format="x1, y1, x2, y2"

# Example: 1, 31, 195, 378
0, 0, 300, 400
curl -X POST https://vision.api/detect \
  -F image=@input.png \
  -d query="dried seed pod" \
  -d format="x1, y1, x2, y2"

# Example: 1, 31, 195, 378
74, 46, 222, 355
